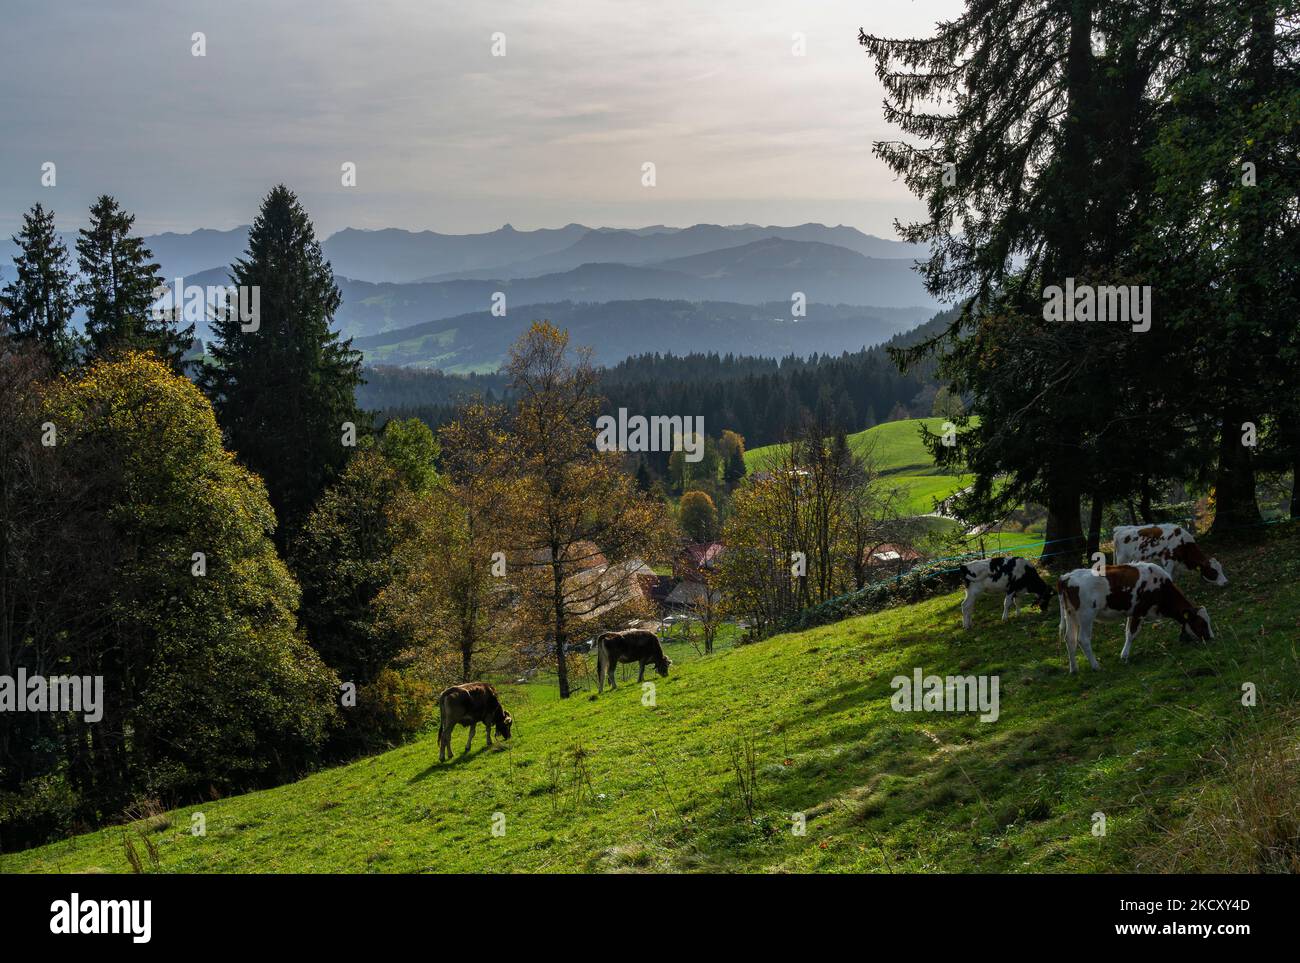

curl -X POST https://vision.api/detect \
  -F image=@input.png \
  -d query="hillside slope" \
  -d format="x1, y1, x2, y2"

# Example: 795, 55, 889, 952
745, 417, 977, 514
6, 524, 1297, 874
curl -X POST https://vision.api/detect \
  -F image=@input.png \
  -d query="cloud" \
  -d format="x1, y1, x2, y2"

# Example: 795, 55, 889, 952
0, 0, 960, 236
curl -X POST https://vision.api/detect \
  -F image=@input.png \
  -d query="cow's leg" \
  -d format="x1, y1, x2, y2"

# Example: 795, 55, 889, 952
608, 660, 617, 690
465, 722, 476, 754
1120, 616, 1141, 663
1064, 613, 1079, 674
961, 587, 977, 630
637, 660, 647, 683
485, 725, 493, 747
1001, 592, 1014, 621
1078, 617, 1101, 671
438, 714, 449, 761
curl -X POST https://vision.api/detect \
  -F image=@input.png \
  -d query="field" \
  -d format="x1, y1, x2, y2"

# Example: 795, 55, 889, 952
745, 417, 976, 515
7, 523, 1297, 874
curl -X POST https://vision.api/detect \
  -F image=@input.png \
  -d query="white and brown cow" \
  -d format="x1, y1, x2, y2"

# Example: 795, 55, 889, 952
595, 629, 671, 693
958, 556, 1053, 630
437, 682, 513, 762
1056, 562, 1213, 673
1113, 523, 1227, 587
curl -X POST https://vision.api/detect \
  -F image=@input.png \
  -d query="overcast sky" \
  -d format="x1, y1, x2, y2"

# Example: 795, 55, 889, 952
0, 0, 961, 238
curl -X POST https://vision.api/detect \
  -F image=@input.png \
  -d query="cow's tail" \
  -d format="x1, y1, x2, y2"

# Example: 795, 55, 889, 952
435, 689, 449, 754
595, 635, 608, 693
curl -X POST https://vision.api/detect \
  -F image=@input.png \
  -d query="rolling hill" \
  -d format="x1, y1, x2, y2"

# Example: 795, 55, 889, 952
332, 244, 935, 342
321, 224, 593, 283
160, 247, 932, 346
6, 523, 1295, 873
746, 417, 977, 515
352, 300, 932, 371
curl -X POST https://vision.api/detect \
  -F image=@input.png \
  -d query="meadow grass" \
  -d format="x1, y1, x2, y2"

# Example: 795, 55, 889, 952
4, 523, 1296, 874
745, 418, 977, 515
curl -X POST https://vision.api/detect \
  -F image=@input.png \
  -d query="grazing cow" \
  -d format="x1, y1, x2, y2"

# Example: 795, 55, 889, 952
1113, 523, 1227, 587
437, 682, 513, 762
1056, 562, 1213, 673
595, 629, 671, 693
958, 557, 1053, 630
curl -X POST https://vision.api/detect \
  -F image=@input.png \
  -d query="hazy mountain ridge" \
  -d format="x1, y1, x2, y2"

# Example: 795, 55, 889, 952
4, 220, 928, 293
416, 223, 927, 281
4, 221, 939, 370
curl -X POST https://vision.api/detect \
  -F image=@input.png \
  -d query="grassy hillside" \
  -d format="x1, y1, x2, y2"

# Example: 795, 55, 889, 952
745, 417, 976, 515
6, 523, 1297, 874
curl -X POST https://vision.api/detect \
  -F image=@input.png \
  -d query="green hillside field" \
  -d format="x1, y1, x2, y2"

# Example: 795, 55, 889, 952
744, 417, 977, 515
5, 522, 1296, 874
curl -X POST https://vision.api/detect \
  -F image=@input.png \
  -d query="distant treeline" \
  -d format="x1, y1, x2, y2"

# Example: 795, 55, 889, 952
361, 307, 955, 451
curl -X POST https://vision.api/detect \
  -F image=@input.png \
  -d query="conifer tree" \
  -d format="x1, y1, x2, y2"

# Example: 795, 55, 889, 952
1, 203, 79, 370
75, 195, 190, 366
200, 185, 366, 541
861, 0, 1175, 567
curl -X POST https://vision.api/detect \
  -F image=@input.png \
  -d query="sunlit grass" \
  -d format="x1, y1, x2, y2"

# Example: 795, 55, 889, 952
5, 523, 1295, 874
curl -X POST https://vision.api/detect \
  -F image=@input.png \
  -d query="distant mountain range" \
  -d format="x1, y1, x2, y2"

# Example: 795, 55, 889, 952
3, 221, 927, 286
411, 223, 928, 281
1, 220, 940, 369
174, 237, 933, 343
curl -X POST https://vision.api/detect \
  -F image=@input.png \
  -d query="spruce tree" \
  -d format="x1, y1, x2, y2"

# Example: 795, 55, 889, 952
1143, 1, 1297, 531
76, 195, 190, 367
861, 0, 1176, 568
200, 185, 366, 541
1, 203, 79, 370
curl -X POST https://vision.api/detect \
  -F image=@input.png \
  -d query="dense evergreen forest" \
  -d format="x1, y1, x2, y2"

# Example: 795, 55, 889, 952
360, 307, 955, 449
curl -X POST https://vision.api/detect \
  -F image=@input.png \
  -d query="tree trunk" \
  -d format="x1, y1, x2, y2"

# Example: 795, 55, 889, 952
552, 559, 570, 698
1291, 451, 1299, 520
1214, 2, 1272, 535
1212, 408, 1261, 533
1042, 484, 1085, 573
1086, 493, 1104, 560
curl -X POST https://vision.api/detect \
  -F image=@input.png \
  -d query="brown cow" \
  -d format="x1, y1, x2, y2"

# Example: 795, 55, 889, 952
437, 682, 513, 762
1056, 562, 1213, 673
595, 629, 671, 693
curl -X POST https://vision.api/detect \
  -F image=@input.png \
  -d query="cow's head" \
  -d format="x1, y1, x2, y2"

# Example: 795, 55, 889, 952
1033, 581, 1054, 612
1200, 557, 1228, 587
495, 709, 513, 741
1025, 567, 1053, 611
654, 655, 672, 678
1179, 606, 1214, 643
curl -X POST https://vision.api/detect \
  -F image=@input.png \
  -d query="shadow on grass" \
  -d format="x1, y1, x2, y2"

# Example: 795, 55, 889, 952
408, 743, 499, 783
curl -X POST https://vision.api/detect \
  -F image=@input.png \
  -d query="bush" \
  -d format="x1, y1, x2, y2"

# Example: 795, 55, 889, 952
337, 668, 436, 755
782, 561, 966, 633
0, 775, 83, 852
